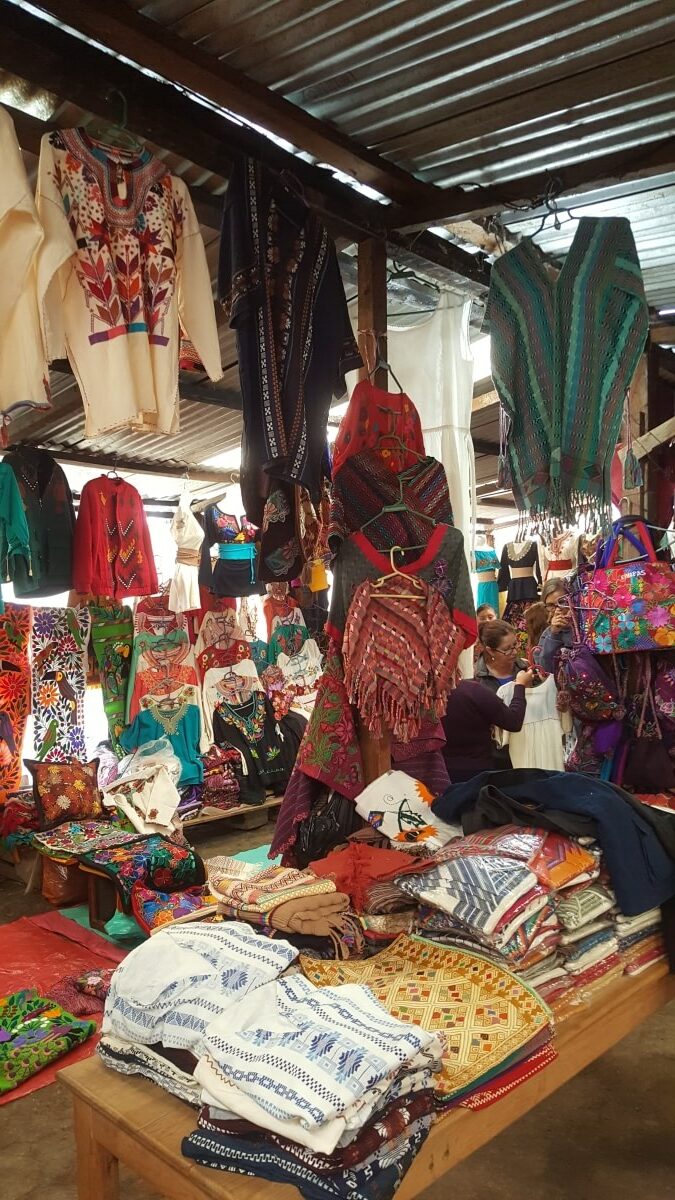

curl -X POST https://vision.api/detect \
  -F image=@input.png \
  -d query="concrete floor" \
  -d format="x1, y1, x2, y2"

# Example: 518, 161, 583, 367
2, 819, 675, 1200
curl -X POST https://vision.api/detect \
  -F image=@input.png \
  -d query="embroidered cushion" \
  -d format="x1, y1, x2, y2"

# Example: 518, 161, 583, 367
27, 758, 103, 830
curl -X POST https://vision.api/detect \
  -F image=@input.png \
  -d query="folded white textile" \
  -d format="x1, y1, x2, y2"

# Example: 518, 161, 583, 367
194, 975, 442, 1154
103, 922, 297, 1052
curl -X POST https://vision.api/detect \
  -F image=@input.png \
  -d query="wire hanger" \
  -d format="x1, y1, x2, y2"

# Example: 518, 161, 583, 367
106, 453, 120, 479
529, 181, 579, 241
370, 545, 426, 600
387, 260, 440, 295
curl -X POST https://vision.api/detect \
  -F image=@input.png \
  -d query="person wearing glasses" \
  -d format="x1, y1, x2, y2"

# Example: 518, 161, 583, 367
535, 579, 574, 674
442, 620, 533, 782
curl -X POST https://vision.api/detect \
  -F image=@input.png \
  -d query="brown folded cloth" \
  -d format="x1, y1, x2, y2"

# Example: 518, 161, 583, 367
270, 892, 350, 936
347, 826, 390, 849
362, 880, 415, 914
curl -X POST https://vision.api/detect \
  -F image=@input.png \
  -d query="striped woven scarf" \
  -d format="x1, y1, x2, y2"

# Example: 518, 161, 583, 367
343, 575, 464, 742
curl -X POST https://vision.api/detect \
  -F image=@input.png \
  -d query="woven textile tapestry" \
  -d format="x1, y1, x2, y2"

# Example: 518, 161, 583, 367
300, 934, 552, 1102
80, 834, 205, 910
31, 607, 90, 762
0, 604, 32, 805
486, 217, 648, 531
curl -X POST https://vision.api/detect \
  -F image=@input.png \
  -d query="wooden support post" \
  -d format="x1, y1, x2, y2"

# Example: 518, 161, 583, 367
357, 238, 391, 783
358, 239, 388, 388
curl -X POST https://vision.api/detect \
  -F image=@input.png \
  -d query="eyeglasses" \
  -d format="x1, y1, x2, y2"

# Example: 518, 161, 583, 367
496, 643, 518, 657
545, 596, 561, 608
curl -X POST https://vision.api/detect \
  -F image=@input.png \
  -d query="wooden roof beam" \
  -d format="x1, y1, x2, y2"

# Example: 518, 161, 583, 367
25, 0, 441, 212
389, 138, 675, 231
472, 438, 500, 457
9, 107, 225, 231
0, 2, 488, 288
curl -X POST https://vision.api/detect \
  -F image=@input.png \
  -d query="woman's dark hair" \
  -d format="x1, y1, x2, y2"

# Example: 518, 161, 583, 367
479, 619, 517, 653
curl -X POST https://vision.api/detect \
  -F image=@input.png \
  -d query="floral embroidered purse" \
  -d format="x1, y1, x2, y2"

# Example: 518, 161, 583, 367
571, 518, 675, 654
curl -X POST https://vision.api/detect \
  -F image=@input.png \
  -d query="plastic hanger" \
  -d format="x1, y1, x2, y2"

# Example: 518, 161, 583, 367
370, 545, 426, 600
367, 333, 405, 393
84, 89, 145, 155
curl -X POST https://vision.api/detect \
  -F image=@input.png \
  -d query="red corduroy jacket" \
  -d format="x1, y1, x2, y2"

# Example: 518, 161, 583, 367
73, 476, 158, 600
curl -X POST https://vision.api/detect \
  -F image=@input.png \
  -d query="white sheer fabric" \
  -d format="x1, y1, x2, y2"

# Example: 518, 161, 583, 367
387, 296, 476, 676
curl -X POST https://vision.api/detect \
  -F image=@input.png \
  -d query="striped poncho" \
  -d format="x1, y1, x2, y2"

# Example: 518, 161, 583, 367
343, 574, 464, 742
485, 217, 648, 532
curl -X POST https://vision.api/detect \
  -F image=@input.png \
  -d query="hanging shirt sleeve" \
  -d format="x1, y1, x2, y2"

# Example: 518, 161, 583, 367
173, 178, 223, 383
34, 135, 77, 362
72, 482, 95, 595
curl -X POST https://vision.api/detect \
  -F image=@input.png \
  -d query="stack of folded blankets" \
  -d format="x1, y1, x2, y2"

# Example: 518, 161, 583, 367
100, 922, 299, 1103
175, 786, 203, 823
184, 973, 442, 1197
554, 883, 622, 1005
400, 826, 598, 975
309, 841, 430, 954
208, 861, 364, 958
614, 908, 666, 976
394, 824, 662, 1020
200, 746, 241, 812
99, 923, 443, 1199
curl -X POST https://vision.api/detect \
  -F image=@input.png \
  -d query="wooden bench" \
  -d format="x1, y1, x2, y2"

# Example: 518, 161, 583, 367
59, 964, 675, 1200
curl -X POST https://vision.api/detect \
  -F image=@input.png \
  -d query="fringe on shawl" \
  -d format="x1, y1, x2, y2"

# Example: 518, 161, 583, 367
343, 578, 464, 742
515, 492, 615, 542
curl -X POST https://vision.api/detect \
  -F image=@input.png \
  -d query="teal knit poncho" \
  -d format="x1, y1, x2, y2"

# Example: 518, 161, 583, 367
485, 216, 648, 534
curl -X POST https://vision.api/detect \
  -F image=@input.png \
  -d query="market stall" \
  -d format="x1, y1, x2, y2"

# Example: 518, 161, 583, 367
0, 3, 674, 1199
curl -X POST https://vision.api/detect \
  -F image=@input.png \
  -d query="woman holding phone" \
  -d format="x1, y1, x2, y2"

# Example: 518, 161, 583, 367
535, 579, 574, 673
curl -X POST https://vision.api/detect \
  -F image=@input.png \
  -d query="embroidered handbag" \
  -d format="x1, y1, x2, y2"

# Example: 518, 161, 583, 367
614, 659, 675, 792
571, 518, 675, 654
555, 642, 625, 723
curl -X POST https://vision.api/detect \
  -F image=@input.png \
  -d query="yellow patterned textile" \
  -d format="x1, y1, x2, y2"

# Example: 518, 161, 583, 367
300, 934, 552, 1100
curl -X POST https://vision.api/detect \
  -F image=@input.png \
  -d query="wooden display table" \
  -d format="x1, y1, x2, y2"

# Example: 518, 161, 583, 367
59, 964, 675, 1200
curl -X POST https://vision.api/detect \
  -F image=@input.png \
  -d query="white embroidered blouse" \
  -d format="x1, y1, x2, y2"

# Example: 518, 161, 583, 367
36, 128, 222, 437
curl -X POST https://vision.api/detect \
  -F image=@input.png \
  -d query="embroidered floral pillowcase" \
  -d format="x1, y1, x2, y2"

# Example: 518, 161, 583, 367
26, 758, 103, 830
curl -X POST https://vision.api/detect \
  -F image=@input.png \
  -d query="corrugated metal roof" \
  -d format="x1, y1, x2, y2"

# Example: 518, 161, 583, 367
118, 0, 675, 306
9, 382, 244, 474
499, 171, 675, 307
128, 0, 675, 188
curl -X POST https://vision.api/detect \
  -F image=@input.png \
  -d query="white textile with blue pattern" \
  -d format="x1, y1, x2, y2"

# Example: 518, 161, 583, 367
194, 975, 443, 1154
102, 922, 298, 1052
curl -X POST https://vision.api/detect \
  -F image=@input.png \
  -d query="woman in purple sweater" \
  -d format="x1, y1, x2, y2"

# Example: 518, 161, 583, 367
442, 621, 533, 782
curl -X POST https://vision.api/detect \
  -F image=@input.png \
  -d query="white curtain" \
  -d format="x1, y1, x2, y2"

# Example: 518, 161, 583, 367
386, 295, 476, 676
